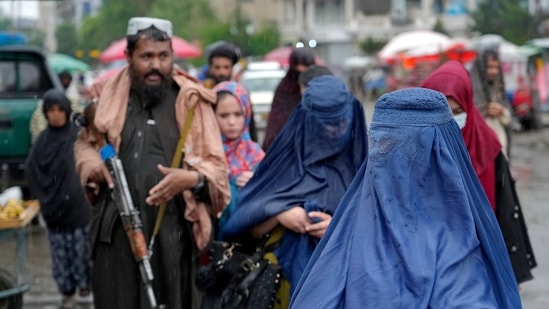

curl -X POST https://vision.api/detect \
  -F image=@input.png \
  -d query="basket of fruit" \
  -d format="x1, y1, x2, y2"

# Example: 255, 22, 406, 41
0, 187, 40, 308
0, 199, 40, 230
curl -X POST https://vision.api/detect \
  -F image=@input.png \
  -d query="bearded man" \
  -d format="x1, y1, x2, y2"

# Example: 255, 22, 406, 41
74, 17, 230, 309
203, 42, 240, 88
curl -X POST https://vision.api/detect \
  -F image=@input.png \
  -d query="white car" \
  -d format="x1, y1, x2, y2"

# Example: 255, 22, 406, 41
239, 62, 286, 143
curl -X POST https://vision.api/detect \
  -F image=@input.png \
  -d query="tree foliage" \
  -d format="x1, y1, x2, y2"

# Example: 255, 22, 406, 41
359, 37, 388, 55
149, 0, 215, 40
0, 16, 11, 30
472, 0, 538, 44
150, 0, 279, 61
78, 0, 154, 62
77, 0, 280, 65
56, 22, 78, 56
246, 24, 280, 57
19, 29, 45, 47
0, 14, 44, 48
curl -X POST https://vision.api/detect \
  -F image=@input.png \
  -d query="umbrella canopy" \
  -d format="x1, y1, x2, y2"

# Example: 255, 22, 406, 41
378, 30, 451, 62
344, 56, 376, 69
402, 38, 477, 68
99, 36, 202, 63
48, 53, 90, 73
94, 67, 123, 83
263, 46, 326, 67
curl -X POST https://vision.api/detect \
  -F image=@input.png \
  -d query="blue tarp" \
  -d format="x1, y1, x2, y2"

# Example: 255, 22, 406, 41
0, 32, 27, 46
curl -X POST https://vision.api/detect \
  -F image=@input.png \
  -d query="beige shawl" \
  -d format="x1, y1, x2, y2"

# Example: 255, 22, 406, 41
75, 66, 230, 250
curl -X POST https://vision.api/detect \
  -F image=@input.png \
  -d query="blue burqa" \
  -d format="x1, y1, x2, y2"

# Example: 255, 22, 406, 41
221, 76, 368, 290
290, 88, 522, 308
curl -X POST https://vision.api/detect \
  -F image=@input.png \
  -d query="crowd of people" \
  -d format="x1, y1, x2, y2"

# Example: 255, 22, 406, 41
24, 16, 536, 309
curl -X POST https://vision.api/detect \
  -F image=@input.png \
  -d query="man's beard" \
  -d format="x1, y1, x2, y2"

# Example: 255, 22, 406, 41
130, 65, 173, 108
208, 72, 230, 85
214, 75, 230, 84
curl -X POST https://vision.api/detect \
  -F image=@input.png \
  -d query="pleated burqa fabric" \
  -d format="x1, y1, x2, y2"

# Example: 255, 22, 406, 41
290, 88, 522, 309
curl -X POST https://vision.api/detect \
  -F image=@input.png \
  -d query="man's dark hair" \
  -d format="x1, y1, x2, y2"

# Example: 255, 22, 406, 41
298, 65, 333, 87
208, 43, 240, 65
57, 70, 73, 90
58, 70, 72, 81
126, 26, 171, 56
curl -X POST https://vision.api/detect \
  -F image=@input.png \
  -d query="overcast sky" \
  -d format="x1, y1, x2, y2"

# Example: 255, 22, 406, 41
0, 1, 39, 20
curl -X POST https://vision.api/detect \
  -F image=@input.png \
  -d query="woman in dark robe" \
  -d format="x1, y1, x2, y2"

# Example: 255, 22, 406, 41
470, 49, 513, 159
422, 60, 536, 284
262, 47, 316, 150
26, 89, 92, 308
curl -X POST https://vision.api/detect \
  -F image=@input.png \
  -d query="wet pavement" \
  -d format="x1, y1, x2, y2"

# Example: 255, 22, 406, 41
0, 225, 93, 309
509, 128, 549, 309
1, 115, 548, 308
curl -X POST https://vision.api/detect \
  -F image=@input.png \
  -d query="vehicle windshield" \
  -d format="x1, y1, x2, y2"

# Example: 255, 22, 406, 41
240, 76, 283, 92
0, 53, 54, 97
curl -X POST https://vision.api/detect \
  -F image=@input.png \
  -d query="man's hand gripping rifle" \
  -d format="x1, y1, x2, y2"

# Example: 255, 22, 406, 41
100, 144, 165, 309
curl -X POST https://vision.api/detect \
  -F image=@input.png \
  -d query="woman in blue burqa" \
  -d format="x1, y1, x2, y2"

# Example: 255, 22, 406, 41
220, 75, 368, 307
290, 88, 522, 308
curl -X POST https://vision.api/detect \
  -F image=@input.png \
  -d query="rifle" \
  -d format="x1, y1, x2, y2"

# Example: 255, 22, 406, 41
100, 144, 165, 309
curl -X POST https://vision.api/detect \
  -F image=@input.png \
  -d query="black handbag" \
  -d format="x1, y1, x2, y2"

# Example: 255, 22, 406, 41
196, 240, 281, 309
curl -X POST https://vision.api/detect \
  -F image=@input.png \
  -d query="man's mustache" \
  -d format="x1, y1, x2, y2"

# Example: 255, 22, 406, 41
145, 69, 165, 79
214, 75, 230, 83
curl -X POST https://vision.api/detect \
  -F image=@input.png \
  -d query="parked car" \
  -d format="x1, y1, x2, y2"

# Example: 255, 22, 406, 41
239, 62, 286, 144
0, 45, 63, 190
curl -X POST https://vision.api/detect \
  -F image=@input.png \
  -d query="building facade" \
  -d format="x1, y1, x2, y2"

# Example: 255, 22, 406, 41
272, 0, 479, 65
215, 0, 479, 65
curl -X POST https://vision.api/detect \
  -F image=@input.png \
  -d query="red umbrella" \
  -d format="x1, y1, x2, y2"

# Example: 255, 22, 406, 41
94, 67, 123, 83
264, 46, 325, 67
99, 36, 202, 63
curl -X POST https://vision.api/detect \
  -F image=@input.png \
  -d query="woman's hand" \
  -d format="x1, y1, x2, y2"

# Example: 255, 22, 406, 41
146, 165, 199, 206
487, 102, 505, 117
305, 211, 332, 239
276, 207, 312, 234
236, 171, 254, 189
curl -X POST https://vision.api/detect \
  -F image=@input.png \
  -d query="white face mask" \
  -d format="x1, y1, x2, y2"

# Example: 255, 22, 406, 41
453, 112, 467, 129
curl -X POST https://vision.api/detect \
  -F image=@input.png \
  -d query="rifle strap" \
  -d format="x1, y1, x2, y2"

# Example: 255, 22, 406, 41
151, 106, 196, 240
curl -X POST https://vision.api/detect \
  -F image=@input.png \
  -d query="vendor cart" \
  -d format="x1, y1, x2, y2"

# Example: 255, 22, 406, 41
0, 200, 40, 309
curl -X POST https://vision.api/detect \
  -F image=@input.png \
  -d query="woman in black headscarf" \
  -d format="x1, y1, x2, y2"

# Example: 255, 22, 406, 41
262, 47, 315, 150
26, 89, 92, 308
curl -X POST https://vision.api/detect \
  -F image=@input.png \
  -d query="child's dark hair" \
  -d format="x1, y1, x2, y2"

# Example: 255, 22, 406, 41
126, 26, 171, 57
214, 91, 235, 111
